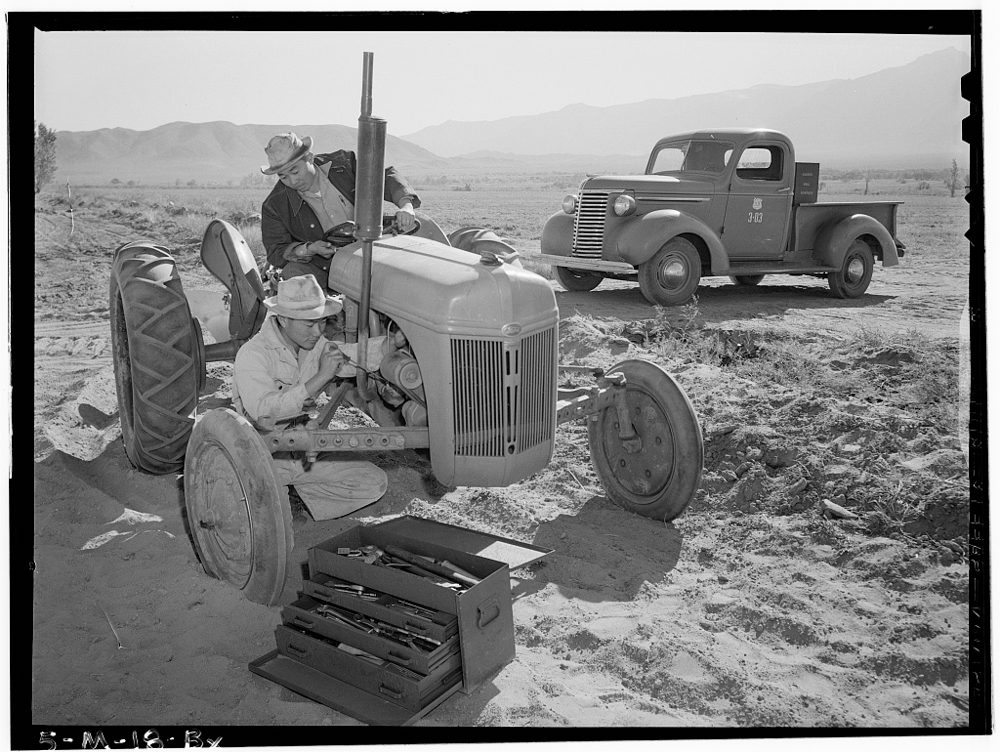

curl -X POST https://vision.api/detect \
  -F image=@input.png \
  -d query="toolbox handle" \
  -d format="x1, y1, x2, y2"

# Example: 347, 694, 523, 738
387, 650, 413, 666
285, 642, 309, 659
477, 597, 500, 629
312, 587, 333, 599
291, 616, 316, 629
379, 684, 404, 700
404, 621, 428, 635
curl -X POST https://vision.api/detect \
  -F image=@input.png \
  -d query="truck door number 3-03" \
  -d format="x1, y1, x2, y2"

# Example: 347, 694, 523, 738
748, 211, 764, 223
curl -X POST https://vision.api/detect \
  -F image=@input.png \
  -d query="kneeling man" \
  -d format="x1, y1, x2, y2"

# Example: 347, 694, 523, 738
232, 276, 387, 520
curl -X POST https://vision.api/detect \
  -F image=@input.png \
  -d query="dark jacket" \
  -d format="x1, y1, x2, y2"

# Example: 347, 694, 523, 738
261, 150, 421, 269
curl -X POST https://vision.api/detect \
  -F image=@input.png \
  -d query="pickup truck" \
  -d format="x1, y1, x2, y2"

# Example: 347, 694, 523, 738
538, 128, 906, 306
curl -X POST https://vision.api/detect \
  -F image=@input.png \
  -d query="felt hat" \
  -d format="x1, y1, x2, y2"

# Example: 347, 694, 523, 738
261, 132, 313, 175
264, 276, 343, 319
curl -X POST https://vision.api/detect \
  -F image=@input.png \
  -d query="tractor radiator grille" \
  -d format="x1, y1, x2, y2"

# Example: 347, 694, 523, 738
571, 191, 609, 259
451, 328, 555, 457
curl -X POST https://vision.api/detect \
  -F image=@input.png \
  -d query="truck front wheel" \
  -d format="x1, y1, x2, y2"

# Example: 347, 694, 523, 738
555, 266, 603, 292
828, 239, 874, 298
638, 238, 701, 306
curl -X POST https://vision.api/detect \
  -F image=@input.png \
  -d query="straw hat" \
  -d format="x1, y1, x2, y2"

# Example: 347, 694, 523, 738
261, 132, 313, 175
264, 276, 342, 319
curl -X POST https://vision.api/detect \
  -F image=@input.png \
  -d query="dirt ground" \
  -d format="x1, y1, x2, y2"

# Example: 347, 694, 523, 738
30, 192, 974, 739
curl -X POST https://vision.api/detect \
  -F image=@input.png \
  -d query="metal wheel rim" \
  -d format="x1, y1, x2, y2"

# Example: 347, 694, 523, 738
598, 389, 676, 501
658, 256, 688, 291
191, 439, 255, 588
846, 256, 866, 284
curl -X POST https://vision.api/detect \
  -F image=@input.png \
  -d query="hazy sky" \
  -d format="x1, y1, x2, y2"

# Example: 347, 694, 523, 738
33, 29, 974, 137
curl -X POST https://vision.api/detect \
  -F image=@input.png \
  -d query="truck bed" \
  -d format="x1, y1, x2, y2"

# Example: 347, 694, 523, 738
792, 201, 902, 253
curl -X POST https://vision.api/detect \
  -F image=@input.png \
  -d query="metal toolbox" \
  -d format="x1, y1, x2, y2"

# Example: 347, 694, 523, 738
250, 515, 552, 725
308, 516, 551, 693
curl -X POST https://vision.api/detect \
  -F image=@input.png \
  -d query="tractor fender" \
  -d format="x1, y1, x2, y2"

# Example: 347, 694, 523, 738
615, 210, 729, 273
814, 214, 899, 269
540, 211, 574, 257
200, 220, 267, 341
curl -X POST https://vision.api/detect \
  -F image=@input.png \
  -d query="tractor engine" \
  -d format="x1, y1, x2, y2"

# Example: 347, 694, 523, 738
326, 234, 559, 488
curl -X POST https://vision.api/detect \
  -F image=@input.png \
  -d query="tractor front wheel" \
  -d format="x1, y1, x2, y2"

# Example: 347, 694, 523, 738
110, 242, 202, 473
183, 408, 293, 606
588, 360, 703, 522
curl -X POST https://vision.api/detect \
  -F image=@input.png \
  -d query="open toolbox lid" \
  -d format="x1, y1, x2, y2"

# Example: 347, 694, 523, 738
372, 516, 553, 570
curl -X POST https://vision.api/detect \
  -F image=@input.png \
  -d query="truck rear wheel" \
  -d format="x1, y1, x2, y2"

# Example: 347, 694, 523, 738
828, 239, 874, 298
730, 274, 765, 286
184, 408, 293, 606
555, 266, 603, 292
110, 243, 202, 473
588, 360, 703, 522
638, 238, 701, 306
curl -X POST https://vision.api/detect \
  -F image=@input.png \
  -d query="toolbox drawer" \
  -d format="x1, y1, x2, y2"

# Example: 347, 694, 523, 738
275, 625, 462, 712
249, 650, 463, 727
282, 594, 461, 676
302, 573, 458, 644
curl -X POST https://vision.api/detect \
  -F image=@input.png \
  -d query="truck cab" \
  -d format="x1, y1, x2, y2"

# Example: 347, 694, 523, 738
539, 128, 904, 306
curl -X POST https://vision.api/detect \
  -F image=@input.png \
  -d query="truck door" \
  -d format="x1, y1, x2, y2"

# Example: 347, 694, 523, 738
721, 143, 793, 259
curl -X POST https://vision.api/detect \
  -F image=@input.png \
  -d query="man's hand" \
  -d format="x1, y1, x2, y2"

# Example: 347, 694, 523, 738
307, 240, 337, 259
395, 205, 416, 233
317, 342, 347, 380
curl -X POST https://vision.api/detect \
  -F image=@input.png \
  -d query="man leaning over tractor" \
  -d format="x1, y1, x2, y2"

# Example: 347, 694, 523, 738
232, 275, 388, 520
260, 132, 421, 291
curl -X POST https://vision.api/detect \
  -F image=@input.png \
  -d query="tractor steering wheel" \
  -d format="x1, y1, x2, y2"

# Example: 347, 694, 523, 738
382, 214, 421, 236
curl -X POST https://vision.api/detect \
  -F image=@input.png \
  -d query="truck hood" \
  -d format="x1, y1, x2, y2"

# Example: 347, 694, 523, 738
581, 174, 716, 194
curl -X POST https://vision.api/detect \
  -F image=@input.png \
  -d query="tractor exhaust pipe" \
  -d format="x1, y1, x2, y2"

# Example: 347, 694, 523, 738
354, 51, 386, 402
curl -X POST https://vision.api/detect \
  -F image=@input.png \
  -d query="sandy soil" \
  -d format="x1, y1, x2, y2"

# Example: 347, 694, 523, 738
30, 193, 973, 736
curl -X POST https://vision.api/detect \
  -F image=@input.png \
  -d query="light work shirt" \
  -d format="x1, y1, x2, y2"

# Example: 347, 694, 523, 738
232, 314, 329, 425
299, 162, 355, 233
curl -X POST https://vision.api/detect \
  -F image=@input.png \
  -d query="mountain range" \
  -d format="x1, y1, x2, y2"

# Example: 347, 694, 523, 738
52, 47, 971, 185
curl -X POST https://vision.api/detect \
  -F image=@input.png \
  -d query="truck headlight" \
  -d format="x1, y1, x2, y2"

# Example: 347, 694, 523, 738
613, 194, 637, 217
562, 195, 577, 214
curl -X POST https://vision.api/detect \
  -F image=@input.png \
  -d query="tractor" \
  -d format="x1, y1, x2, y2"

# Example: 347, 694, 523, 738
108, 53, 704, 606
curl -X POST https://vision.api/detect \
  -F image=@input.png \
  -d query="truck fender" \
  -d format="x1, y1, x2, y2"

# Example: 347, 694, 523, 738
615, 210, 729, 274
540, 210, 574, 257
814, 214, 899, 269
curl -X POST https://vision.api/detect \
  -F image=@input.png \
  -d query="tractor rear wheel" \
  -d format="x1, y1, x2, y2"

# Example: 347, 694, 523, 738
184, 408, 293, 606
110, 242, 202, 473
555, 266, 604, 292
588, 360, 703, 522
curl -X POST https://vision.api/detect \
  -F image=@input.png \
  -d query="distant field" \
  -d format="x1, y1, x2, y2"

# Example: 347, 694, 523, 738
54, 177, 970, 267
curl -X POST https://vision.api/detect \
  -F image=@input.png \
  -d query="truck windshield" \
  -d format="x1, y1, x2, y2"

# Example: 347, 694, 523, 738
649, 140, 732, 175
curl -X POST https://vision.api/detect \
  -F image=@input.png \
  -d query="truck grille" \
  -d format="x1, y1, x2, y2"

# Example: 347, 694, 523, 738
571, 191, 609, 259
451, 327, 555, 457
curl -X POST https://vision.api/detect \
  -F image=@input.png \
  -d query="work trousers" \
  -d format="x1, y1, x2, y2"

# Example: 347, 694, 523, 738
272, 452, 388, 521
